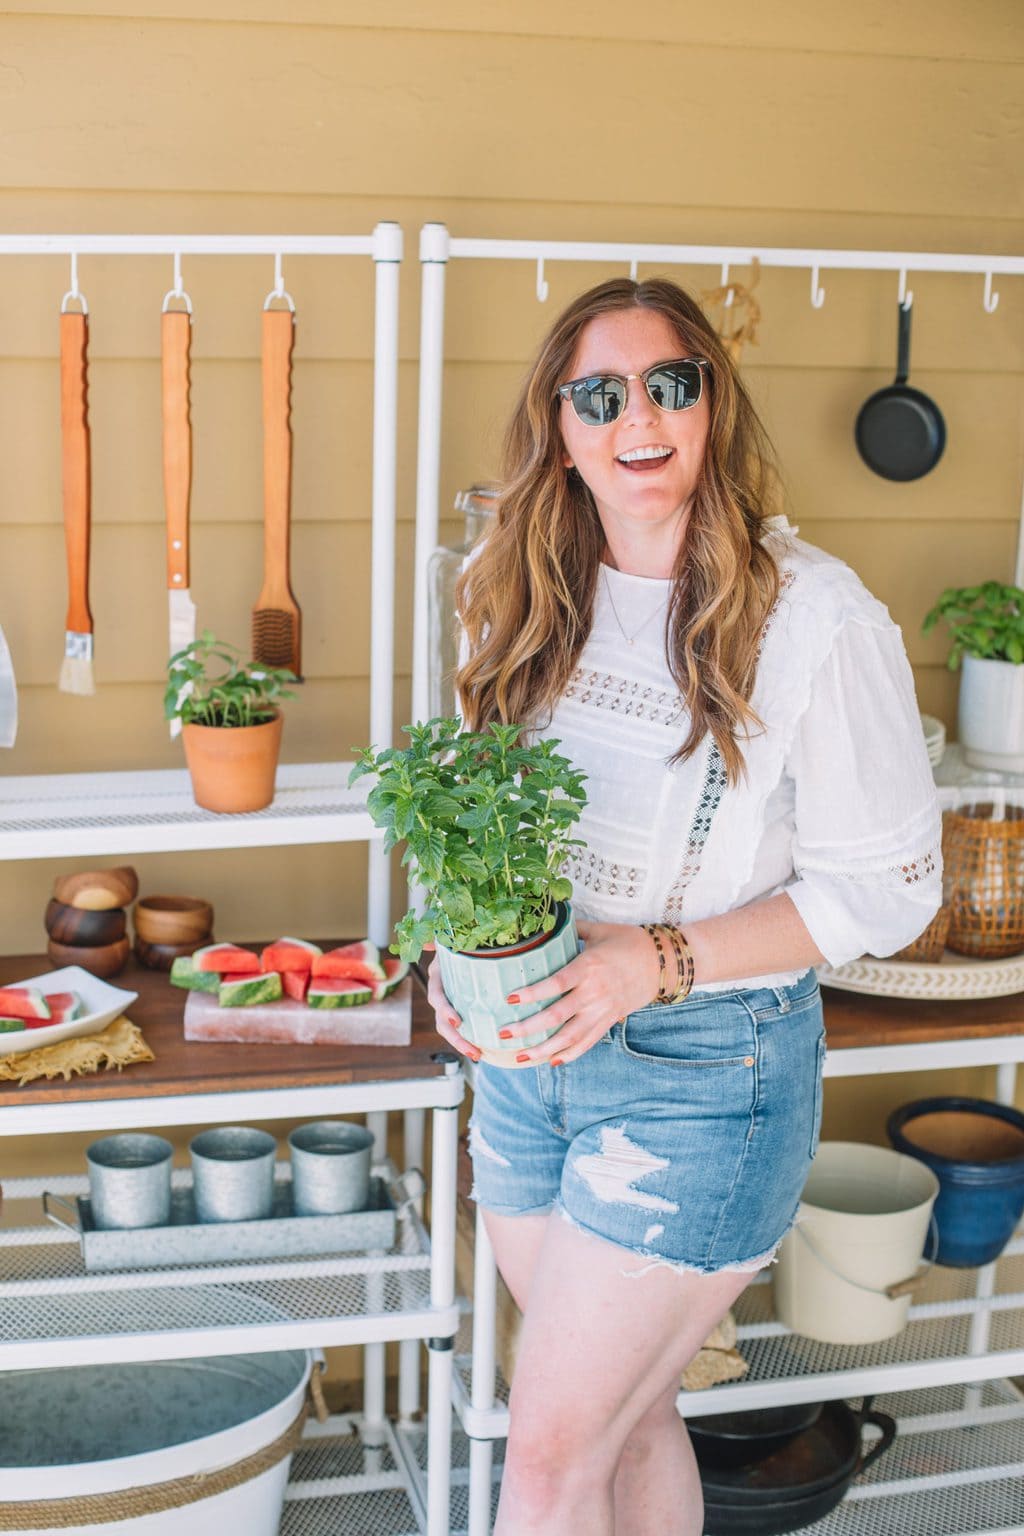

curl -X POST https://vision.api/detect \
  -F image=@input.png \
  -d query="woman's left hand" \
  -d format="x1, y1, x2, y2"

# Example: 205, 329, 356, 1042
497, 918, 661, 1066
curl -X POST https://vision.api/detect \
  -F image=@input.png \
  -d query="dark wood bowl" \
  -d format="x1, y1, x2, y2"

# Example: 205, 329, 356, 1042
46, 935, 131, 979
134, 936, 214, 971
44, 898, 126, 947
53, 866, 139, 911
134, 896, 213, 947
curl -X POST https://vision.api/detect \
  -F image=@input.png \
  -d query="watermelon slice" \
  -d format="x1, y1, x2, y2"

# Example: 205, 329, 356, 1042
218, 971, 283, 1007
372, 957, 409, 1002
260, 937, 321, 974
282, 969, 309, 1003
311, 940, 386, 987
308, 978, 373, 1008
0, 1018, 27, 1033
0, 987, 51, 1022
42, 991, 85, 1025
169, 958, 220, 994
193, 943, 260, 975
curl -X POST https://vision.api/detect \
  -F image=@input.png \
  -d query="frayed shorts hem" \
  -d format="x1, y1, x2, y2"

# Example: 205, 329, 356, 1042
471, 1195, 793, 1278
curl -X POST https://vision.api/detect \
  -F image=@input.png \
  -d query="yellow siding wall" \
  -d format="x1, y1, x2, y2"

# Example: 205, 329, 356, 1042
0, 1, 1022, 1354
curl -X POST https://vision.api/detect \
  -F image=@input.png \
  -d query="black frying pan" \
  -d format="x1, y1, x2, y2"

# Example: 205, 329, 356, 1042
855, 302, 945, 481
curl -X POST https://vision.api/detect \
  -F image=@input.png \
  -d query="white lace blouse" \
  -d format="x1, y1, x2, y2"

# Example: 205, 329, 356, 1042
526, 523, 943, 994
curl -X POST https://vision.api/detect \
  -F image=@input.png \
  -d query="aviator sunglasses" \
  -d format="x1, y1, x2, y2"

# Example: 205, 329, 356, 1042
557, 356, 710, 427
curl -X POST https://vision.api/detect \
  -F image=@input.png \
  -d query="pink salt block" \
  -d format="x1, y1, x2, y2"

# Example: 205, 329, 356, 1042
183, 977, 412, 1047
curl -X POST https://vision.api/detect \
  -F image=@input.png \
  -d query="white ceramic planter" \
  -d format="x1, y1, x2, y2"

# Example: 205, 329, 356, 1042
958, 654, 1024, 772
436, 901, 580, 1067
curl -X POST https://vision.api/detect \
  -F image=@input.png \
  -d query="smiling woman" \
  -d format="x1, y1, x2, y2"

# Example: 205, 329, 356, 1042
428, 274, 943, 1536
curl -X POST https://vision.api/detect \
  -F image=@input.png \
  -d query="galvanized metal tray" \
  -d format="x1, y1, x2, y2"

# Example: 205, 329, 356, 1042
43, 1173, 402, 1273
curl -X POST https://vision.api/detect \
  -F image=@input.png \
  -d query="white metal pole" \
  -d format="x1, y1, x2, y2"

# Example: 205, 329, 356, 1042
469, 1204, 500, 1534
367, 221, 403, 947
399, 1105, 429, 1423
412, 222, 450, 727
426, 1075, 460, 1536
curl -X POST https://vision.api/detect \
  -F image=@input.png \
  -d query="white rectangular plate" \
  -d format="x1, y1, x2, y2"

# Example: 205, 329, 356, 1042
0, 966, 140, 1058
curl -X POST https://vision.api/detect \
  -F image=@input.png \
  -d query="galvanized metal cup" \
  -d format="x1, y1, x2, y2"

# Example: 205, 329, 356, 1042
288, 1121, 373, 1216
86, 1133, 173, 1230
189, 1126, 277, 1223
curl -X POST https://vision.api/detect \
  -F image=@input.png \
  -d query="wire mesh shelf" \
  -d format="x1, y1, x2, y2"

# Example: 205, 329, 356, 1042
0, 1192, 453, 1367
0, 762, 381, 857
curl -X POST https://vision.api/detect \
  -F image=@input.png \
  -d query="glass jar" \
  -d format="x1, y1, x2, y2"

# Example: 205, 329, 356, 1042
426, 484, 499, 719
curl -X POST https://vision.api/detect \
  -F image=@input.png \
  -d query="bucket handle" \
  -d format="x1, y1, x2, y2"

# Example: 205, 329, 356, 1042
42, 1190, 82, 1236
792, 1211, 938, 1300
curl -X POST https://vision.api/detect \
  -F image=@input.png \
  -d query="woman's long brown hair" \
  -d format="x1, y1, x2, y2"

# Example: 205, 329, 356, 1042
454, 277, 782, 785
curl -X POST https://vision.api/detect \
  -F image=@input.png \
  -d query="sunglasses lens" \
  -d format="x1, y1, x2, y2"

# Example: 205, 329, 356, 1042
571, 377, 626, 425
646, 362, 703, 410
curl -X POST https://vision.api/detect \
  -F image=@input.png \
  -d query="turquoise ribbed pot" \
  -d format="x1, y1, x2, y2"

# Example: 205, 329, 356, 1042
436, 902, 579, 1066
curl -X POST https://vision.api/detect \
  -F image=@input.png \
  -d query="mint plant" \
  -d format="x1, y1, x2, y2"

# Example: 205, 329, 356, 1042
923, 583, 1024, 668
350, 717, 587, 962
165, 630, 297, 728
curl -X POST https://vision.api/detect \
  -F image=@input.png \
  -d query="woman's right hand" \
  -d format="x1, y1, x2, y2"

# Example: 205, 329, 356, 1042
425, 952, 482, 1062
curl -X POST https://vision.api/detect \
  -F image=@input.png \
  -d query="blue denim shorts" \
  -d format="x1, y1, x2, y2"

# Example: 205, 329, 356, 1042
468, 967, 825, 1275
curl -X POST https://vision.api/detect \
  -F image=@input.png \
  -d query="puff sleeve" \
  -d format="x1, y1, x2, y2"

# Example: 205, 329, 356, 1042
783, 617, 943, 967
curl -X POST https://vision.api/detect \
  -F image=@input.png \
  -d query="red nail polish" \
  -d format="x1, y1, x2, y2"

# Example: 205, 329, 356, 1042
498, 1028, 514, 1040
506, 993, 520, 1004
551, 1057, 565, 1068
515, 1052, 530, 1064
466, 1048, 482, 1062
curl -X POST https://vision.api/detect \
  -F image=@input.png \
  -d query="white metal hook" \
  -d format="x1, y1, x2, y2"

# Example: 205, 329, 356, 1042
60, 251, 88, 315
810, 265, 825, 309
983, 272, 1000, 314
161, 251, 193, 314
721, 263, 734, 307
898, 270, 913, 309
536, 257, 549, 303
263, 252, 296, 311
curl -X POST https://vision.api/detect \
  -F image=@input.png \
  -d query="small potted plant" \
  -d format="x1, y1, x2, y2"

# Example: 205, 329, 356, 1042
166, 630, 297, 813
350, 716, 587, 1065
923, 582, 1024, 772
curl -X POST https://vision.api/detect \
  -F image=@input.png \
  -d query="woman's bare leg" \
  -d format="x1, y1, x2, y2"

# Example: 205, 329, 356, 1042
483, 1208, 752, 1536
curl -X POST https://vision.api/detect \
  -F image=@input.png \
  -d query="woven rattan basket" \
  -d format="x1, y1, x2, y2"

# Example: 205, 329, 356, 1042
895, 903, 952, 964
943, 802, 1024, 959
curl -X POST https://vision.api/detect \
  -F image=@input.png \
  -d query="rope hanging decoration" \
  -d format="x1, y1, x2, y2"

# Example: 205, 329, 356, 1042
700, 257, 762, 365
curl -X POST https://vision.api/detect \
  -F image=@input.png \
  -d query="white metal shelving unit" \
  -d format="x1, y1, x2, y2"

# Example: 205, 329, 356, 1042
414, 226, 1024, 1534
0, 226, 463, 1536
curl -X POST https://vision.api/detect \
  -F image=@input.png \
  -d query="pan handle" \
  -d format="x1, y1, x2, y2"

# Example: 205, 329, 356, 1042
42, 1189, 82, 1235
895, 301, 912, 386
857, 1402, 898, 1474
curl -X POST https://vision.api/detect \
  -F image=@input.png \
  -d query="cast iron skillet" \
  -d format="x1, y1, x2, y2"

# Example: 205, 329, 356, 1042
688, 1402, 823, 1471
855, 302, 945, 481
697, 1397, 897, 1535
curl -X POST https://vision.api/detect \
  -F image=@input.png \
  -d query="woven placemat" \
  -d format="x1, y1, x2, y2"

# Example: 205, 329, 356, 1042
0, 1016, 153, 1085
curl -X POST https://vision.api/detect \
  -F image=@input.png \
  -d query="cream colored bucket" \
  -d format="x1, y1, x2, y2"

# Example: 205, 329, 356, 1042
774, 1141, 939, 1344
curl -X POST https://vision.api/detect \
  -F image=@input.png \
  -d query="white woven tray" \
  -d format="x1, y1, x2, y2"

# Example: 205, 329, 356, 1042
816, 950, 1024, 1002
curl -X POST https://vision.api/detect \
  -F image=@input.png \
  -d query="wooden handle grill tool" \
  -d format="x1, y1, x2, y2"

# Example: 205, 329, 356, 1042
162, 309, 197, 735
58, 310, 94, 694
252, 308, 302, 679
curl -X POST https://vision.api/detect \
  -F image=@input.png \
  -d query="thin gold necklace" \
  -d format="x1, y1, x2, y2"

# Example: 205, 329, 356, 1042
602, 566, 669, 647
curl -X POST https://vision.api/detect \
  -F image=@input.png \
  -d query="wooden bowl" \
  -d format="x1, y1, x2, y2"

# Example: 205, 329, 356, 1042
134, 936, 213, 971
46, 936, 131, 979
53, 866, 139, 912
134, 895, 214, 947
44, 898, 126, 947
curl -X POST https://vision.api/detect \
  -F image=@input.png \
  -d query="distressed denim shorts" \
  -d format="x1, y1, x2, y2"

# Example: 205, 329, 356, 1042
468, 967, 825, 1275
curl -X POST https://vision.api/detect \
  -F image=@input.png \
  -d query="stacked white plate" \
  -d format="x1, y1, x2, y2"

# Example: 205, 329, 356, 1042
920, 712, 947, 768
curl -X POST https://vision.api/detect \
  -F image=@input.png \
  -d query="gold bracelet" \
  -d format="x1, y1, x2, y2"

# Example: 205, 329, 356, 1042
664, 925, 695, 1003
641, 922, 670, 1003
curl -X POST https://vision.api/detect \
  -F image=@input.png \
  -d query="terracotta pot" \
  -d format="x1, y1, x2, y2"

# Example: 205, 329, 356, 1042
182, 714, 283, 814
